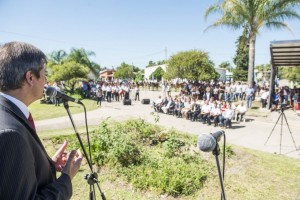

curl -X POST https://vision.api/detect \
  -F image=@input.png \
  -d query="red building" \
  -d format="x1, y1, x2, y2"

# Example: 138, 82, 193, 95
99, 69, 115, 82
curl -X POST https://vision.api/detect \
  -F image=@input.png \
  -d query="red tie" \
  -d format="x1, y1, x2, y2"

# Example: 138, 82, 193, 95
28, 113, 36, 130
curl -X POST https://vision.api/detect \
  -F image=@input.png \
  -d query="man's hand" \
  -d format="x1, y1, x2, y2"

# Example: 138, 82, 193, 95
62, 150, 83, 180
52, 141, 68, 172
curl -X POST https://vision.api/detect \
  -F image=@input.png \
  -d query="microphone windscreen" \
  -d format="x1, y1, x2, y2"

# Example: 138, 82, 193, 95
45, 87, 57, 97
198, 134, 216, 152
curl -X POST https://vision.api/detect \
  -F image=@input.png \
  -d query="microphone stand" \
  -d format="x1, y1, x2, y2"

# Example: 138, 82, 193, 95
63, 101, 106, 200
212, 135, 226, 200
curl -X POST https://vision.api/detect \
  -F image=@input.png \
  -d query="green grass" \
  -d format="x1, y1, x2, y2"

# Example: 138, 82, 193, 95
29, 99, 98, 120
41, 122, 300, 200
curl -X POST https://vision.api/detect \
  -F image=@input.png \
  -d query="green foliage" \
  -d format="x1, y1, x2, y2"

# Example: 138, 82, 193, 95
47, 50, 67, 66
220, 144, 235, 158
219, 61, 231, 70
232, 25, 249, 81
91, 120, 142, 167
48, 61, 89, 91
162, 133, 185, 157
87, 118, 212, 197
233, 68, 248, 81
114, 62, 135, 80
165, 50, 219, 81
233, 25, 249, 72
150, 66, 165, 81
122, 155, 208, 196
146, 60, 166, 68
279, 66, 300, 82
134, 70, 144, 82
67, 48, 99, 77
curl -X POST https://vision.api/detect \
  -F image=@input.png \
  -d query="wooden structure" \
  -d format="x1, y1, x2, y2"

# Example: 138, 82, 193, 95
268, 40, 300, 108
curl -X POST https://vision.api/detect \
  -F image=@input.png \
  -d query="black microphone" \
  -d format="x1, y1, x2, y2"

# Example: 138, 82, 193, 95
197, 131, 225, 152
45, 86, 82, 104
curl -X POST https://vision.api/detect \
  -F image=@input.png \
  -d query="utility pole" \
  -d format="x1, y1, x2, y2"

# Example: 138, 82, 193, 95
165, 47, 168, 61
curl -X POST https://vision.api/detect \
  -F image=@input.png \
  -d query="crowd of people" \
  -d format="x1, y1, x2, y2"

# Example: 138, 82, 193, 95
45, 77, 300, 114
153, 94, 247, 129
153, 80, 252, 129
270, 85, 300, 111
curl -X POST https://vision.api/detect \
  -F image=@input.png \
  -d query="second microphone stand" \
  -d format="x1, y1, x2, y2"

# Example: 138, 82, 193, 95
212, 135, 226, 200
63, 101, 106, 200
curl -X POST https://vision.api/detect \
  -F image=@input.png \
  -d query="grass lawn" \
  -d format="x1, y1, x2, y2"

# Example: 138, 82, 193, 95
29, 98, 98, 120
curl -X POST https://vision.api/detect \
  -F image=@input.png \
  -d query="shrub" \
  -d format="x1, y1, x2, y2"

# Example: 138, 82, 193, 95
54, 119, 215, 197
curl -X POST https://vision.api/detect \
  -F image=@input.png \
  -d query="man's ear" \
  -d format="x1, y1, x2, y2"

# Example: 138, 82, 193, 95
24, 71, 34, 86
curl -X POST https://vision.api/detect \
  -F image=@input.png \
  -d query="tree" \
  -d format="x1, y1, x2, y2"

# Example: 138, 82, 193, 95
135, 70, 144, 82
232, 69, 248, 81
165, 50, 219, 81
157, 60, 166, 65
49, 61, 89, 92
205, 0, 300, 87
233, 25, 249, 72
219, 61, 232, 71
47, 50, 67, 70
233, 25, 249, 81
279, 66, 300, 83
146, 61, 156, 68
67, 48, 100, 77
48, 50, 67, 64
150, 67, 165, 81
114, 62, 135, 80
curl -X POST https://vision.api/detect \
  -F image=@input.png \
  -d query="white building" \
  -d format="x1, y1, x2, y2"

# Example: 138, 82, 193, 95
144, 64, 167, 81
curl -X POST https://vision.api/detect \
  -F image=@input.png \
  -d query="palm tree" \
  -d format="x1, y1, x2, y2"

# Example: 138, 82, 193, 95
205, 0, 300, 86
68, 48, 100, 77
48, 50, 67, 64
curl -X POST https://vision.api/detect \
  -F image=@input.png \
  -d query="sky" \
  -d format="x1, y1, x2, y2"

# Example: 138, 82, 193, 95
1, 0, 300, 69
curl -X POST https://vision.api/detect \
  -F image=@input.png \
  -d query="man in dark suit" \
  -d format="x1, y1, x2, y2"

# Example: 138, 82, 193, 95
0, 41, 83, 199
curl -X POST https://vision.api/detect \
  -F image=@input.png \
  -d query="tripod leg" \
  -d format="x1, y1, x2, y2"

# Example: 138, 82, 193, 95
280, 113, 284, 154
264, 113, 282, 145
282, 113, 299, 153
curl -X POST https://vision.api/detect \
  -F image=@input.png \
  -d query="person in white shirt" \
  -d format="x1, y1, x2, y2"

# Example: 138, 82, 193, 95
114, 84, 120, 101
222, 104, 234, 128
241, 82, 248, 100
161, 97, 173, 114
105, 84, 112, 102
181, 98, 193, 119
201, 100, 212, 125
134, 84, 140, 101
230, 82, 237, 101
235, 82, 242, 101
261, 89, 270, 108
210, 102, 221, 127
236, 102, 247, 121
153, 96, 163, 112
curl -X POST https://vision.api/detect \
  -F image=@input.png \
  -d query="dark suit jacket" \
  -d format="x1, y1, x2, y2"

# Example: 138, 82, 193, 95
0, 96, 72, 199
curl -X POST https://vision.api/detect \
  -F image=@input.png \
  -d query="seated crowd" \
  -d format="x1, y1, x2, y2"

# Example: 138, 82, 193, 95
153, 94, 247, 129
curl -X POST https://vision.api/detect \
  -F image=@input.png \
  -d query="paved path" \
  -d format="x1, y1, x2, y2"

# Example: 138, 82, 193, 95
36, 91, 300, 159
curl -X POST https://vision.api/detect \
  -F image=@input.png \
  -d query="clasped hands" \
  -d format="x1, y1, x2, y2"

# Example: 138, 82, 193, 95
52, 141, 83, 179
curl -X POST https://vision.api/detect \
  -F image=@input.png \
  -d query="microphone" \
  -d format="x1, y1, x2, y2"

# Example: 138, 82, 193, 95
45, 86, 82, 104
198, 131, 225, 152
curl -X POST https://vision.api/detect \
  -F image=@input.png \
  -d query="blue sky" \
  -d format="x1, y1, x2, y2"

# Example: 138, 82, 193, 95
1, 0, 300, 69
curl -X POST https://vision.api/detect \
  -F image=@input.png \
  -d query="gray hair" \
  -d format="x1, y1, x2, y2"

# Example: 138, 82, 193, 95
0, 41, 46, 91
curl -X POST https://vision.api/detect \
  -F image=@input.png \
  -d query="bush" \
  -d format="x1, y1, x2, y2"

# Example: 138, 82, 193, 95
54, 118, 216, 197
